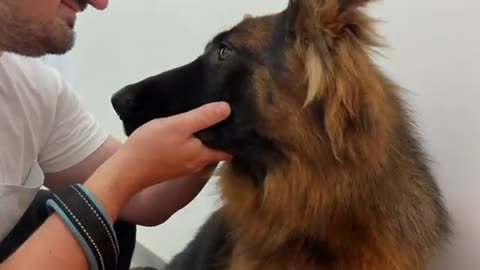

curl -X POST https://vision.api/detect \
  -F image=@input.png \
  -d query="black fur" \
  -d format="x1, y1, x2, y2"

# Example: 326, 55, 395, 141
163, 210, 232, 270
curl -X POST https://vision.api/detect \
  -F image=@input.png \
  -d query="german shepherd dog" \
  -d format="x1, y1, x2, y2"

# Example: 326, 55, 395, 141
111, 0, 451, 269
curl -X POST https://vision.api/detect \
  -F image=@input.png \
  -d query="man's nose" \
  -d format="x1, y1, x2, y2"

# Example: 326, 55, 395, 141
88, 0, 108, 10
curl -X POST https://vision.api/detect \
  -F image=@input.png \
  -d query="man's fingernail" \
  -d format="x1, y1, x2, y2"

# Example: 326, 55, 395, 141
215, 102, 230, 117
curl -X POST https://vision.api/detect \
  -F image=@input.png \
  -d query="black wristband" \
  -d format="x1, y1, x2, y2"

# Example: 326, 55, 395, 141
46, 184, 119, 270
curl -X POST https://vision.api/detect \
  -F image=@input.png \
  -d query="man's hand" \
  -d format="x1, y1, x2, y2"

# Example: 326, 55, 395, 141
45, 102, 230, 226
114, 101, 231, 191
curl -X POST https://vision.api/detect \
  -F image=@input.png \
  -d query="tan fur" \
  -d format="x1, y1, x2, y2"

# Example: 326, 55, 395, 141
209, 0, 449, 269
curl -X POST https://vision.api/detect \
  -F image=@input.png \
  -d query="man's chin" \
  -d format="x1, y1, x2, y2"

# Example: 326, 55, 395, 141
14, 22, 75, 57
0, 5, 75, 57
43, 19, 76, 55
58, 13, 77, 29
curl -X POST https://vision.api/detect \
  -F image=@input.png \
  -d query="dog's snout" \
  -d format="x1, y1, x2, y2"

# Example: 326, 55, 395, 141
111, 88, 135, 117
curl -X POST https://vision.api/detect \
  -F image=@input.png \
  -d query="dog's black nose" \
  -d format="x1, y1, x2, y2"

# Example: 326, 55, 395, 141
111, 88, 134, 117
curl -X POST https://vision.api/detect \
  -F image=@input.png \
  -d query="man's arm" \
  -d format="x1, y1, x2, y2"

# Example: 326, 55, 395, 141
44, 135, 213, 226
39, 71, 213, 225
44, 135, 120, 187
2, 102, 232, 270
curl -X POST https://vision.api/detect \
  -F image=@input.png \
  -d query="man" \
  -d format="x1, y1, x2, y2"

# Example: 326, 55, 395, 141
0, 0, 232, 269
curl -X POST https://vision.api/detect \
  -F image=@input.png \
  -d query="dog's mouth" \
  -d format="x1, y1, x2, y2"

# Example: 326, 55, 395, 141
115, 110, 157, 137
115, 106, 225, 153
121, 119, 140, 137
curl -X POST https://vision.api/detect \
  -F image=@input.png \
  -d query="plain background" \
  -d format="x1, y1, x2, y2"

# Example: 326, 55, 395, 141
44, 0, 480, 269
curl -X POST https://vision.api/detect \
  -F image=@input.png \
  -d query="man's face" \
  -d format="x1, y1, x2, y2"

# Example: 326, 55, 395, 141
0, 0, 109, 57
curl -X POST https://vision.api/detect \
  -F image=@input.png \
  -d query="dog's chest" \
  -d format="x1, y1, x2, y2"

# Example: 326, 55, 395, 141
224, 241, 335, 270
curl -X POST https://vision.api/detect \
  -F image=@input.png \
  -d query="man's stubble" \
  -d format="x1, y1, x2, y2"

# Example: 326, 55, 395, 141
0, 3, 76, 57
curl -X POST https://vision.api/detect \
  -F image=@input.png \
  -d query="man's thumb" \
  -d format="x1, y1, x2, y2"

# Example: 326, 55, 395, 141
173, 102, 231, 134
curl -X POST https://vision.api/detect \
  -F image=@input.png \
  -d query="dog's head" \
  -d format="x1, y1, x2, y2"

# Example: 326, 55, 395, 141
112, 0, 390, 183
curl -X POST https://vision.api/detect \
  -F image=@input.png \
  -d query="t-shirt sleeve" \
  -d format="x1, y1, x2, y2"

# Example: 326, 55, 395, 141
38, 72, 109, 173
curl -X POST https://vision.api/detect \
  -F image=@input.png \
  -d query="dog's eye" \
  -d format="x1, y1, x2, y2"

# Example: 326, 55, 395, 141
218, 44, 232, 61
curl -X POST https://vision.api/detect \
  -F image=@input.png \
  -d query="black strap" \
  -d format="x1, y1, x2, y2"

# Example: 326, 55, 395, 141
47, 184, 119, 270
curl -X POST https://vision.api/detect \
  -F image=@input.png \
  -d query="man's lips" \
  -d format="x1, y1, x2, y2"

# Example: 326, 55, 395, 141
61, 0, 82, 13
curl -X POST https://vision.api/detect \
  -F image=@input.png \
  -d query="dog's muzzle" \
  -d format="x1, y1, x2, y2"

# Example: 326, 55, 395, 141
111, 87, 134, 119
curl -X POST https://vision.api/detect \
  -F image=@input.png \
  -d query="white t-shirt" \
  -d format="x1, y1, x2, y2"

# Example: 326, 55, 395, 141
0, 52, 109, 241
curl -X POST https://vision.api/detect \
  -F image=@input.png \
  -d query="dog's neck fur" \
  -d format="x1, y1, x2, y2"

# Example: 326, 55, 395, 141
214, 101, 442, 269
216, 153, 384, 268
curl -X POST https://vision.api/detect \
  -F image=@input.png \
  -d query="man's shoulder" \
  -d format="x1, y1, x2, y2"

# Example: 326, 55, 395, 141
0, 52, 64, 97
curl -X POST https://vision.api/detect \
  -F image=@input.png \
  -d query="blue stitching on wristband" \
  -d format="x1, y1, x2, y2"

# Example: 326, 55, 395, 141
46, 199, 99, 270
74, 184, 120, 252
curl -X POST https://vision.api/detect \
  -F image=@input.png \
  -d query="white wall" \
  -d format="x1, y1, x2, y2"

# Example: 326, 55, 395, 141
45, 0, 480, 268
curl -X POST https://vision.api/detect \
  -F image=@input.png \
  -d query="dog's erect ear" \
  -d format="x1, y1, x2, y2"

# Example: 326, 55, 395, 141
286, 0, 372, 40
285, 0, 377, 105
287, 0, 371, 16
338, 0, 371, 11
284, 0, 387, 164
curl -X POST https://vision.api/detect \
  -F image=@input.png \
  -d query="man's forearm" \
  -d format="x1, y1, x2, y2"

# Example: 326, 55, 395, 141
118, 164, 216, 226
44, 134, 218, 226
2, 154, 140, 270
